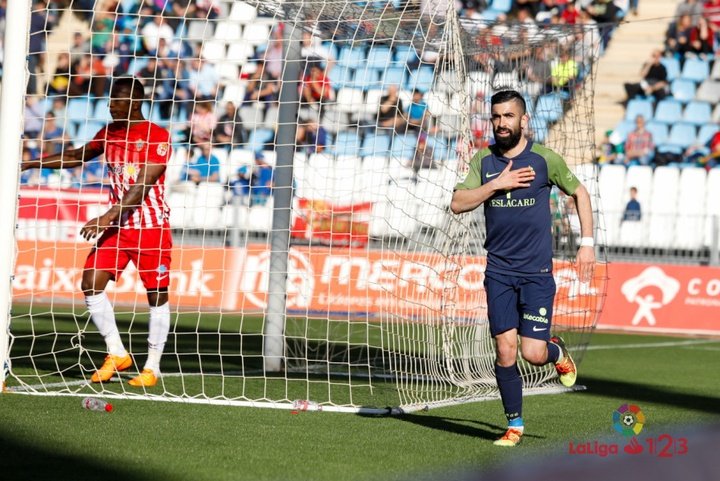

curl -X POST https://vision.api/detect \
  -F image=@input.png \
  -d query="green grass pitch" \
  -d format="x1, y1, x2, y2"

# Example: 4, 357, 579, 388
1, 307, 719, 480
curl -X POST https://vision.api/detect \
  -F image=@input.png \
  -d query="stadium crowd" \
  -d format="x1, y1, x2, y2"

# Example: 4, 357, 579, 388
5, 0, 716, 199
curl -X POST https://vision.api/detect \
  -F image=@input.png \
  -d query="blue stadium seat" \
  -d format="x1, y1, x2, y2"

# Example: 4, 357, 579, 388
382, 66, 407, 88
426, 135, 451, 160
624, 98, 654, 122
393, 45, 419, 68
405, 65, 435, 93
328, 65, 354, 90
660, 56, 681, 82
390, 133, 418, 160
670, 79, 697, 103
680, 57, 710, 83
247, 128, 274, 153
67, 97, 93, 124
366, 47, 392, 70
337, 46, 366, 68
612, 119, 636, 144
697, 124, 719, 146
682, 100, 712, 126
489, 0, 513, 12
333, 131, 362, 157
74, 121, 105, 143
534, 93, 563, 122
351, 67, 381, 90
659, 122, 697, 151
93, 98, 113, 123
359, 134, 392, 157
645, 121, 669, 145
653, 98, 683, 124
531, 119, 549, 143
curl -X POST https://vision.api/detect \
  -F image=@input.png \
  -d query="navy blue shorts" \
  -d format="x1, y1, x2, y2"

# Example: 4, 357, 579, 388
484, 271, 556, 341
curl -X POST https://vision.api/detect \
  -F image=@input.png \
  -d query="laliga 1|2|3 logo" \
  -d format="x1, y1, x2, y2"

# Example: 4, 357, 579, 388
568, 404, 689, 458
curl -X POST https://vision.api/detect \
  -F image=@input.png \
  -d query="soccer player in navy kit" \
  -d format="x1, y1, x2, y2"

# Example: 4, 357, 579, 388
451, 90, 595, 447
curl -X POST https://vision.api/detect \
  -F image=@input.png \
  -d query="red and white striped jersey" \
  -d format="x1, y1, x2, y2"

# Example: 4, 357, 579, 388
88, 121, 172, 229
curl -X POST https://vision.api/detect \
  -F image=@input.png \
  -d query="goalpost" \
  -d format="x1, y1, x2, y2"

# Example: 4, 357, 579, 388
1, 0, 607, 413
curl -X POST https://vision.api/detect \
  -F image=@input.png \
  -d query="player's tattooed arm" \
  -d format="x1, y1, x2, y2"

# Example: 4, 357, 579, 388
22, 143, 104, 171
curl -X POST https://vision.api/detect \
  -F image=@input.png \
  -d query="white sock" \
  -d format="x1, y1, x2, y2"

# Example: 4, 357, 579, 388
85, 293, 127, 357
145, 302, 170, 373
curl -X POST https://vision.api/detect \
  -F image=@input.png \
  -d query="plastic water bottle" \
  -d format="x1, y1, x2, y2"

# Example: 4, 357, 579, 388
82, 397, 113, 413
292, 399, 322, 412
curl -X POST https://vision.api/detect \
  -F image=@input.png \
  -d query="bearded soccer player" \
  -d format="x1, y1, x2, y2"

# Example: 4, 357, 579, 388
451, 90, 595, 447
22, 77, 172, 387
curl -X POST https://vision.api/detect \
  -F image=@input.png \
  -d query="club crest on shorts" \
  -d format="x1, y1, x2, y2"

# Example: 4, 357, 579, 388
157, 142, 169, 156
134, 139, 145, 152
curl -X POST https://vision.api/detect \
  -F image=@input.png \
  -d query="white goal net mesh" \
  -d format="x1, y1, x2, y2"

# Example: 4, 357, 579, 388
4, 0, 607, 412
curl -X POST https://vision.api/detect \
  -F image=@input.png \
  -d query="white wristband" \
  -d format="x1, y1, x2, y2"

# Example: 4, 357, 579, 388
580, 237, 594, 247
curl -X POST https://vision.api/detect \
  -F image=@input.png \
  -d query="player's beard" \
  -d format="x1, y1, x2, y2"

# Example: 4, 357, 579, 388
493, 125, 523, 151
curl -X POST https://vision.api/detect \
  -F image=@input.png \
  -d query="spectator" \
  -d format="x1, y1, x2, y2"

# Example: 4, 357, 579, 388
68, 53, 107, 97
666, 14, 696, 57
40, 113, 68, 156
696, 128, 720, 169
525, 46, 553, 94
622, 187, 642, 222
188, 100, 217, 144
584, 0, 621, 48
704, 0, 720, 30
48, 52, 71, 97
24, 97, 45, 139
300, 31, 336, 70
295, 117, 328, 154
214, 102, 246, 149
675, 0, 704, 24
140, 14, 174, 55
623, 49, 668, 102
262, 26, 285, 80
81, 157, 109, 188
687, 16, 716, 58
560, 2, 580, 24
28, 0, 49, 94
188, 57, 220, 101
301, 62, 334, 107
550, 49, 579, 95
377, 85, 406, 131
243, 59, 279, 106
407, 89, 428, 131
596, 129, 620, 164
249, 153, 273, 206
181, 142, 221, 184
409, 133, 435, 174
232, 153, 274, 206
624, 115, 654, 166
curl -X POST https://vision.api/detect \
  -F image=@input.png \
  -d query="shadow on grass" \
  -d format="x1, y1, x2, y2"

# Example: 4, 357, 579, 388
0, 432, 151, 481
580, 375, 720, 416
388, 413, 543, 442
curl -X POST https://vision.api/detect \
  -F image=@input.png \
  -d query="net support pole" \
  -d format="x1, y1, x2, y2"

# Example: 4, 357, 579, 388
0, 0, 31, 386
263, 22, 302, 372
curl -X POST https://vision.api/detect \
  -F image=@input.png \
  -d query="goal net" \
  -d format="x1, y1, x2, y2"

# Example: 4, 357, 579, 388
2, 0, 607, 413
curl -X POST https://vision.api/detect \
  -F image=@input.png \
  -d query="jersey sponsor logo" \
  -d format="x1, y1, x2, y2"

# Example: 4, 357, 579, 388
490, 198, 536, 208
523, 312, 549, 324
157, 142, 169, 156
485, 171, 501, 178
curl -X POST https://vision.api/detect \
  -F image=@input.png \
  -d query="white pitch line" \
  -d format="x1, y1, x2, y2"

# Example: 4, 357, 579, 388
586, 339, 720, 351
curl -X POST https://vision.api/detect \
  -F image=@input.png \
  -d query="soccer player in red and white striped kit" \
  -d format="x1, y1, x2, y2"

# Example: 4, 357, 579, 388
23, 77, 173, 387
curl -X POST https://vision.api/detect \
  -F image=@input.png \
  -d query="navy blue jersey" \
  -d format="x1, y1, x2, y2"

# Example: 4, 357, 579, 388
454, 141, 580, 275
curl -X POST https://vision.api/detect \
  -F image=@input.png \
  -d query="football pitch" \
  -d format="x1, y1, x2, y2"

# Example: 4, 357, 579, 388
1, 321, 719, 480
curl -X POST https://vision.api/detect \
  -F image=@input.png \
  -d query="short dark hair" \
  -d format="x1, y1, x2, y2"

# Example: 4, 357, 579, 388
111, 77, 145, 100
490, 89, 526, 115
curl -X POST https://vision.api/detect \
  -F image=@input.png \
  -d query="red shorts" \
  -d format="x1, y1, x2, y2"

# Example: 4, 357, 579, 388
84, 225, 173, 290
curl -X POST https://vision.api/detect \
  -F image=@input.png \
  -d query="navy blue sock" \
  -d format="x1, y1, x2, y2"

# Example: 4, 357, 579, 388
546, 341, 561, 364
495, 363, 523, 424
